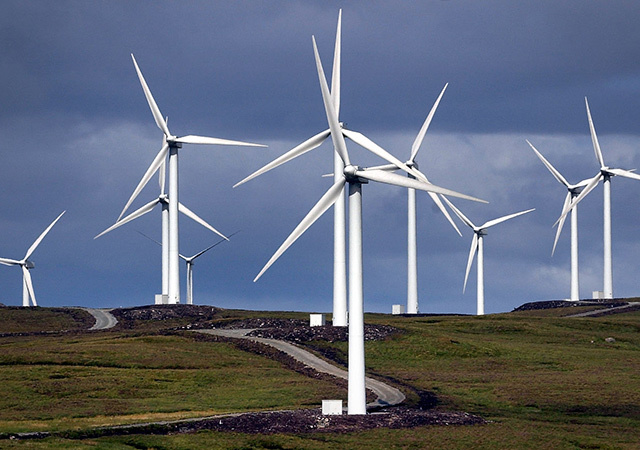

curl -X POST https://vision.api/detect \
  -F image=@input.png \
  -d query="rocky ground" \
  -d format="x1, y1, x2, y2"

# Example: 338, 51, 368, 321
513, 298, 640, 317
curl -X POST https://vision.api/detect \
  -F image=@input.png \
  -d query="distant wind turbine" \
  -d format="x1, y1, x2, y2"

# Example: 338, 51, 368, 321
444, 197, 533, 315
253, 37, 486, 414
402, 84, 461, 314
557, 98, 640, 299
138, 231, 234, 305
128, 54, 266, 304
527, 140, 591, 301
96, 159, 227, 303
0, 211, 65, 307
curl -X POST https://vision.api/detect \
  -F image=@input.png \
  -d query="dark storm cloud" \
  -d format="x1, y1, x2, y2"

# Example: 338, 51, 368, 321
1, 1, 640, 313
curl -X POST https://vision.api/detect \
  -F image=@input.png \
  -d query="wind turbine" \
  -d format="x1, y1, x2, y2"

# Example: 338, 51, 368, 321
527, 140, 591, 301
402, 84, 461, 314
137, 231, 232, 305
181, 238, 229, 305
95, 159, 227, 303
0, 211, 65, 307
129, 54, 265, 304
252, 38, 486, 414
235, 11, 355, 326
443, 197, 533, 315
557, 98, 640, 299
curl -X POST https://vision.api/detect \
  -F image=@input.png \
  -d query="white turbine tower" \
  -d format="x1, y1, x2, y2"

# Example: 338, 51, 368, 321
443, 197, 533, 315
96, 158, 227, 304
0, 211, 65, 307
557, 98, 640, 299
128, 54, 265, 304
253, 38, 486, 414
527, 140, 591, 301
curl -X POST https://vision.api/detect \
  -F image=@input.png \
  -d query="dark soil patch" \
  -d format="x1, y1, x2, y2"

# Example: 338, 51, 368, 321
200, 317, 400, 343
112, 304, 221, 329
185, 407, 486, 435
7, 407, 484, 440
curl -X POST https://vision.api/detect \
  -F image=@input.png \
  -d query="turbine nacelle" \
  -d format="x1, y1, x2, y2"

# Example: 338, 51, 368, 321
24, 260, 35, 269
343, 165, 368, 183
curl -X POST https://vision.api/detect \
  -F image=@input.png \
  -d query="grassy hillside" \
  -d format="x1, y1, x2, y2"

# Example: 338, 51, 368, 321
0, 305, 638, 448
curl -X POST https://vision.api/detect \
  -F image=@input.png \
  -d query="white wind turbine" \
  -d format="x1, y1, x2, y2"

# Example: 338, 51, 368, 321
0, 211, 65, 307
367, 85, 461, 314
235, 10, 365, 326
127, 54, 265, 304
556, 98, 640, 299
138, 231, 232, 305
181, 238, 229, 305
443, 197, 533, 315
527, 140, 591, 301
253, 38, 486, 414
95, 158, 226, 303
403, 84, 461, 313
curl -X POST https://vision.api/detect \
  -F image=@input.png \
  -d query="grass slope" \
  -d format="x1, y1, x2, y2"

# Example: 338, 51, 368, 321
0, 306, 639, 449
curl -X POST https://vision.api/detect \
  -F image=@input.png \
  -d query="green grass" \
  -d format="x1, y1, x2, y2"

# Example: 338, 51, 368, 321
0, 307, 639, 448
0, 307, 94, 333
0, 330, 345, 434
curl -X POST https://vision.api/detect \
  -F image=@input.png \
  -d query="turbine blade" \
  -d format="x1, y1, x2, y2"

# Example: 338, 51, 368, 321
357, 169, 487, 203
255, 179, 346, 282
175, 135, 266, 147
430, 191, 462, 236
25, 211, 65, 260
234, 129, 330, 188
463, 233, 479, 293
178, 203, 228, 240
608, 167, 640, 181
412, 167, 461, 235
409, 83, 448, 163
22, 266, 36, 306
159, 124, 167, 194
441, 196, 476, 229
363, 163, 399, 171
136, 230, 162, 247
527, 140, 571, 188
159, 157, 166, 195
481, 208, 535, 229
191, 236, 230, 261
342, 128, 421, 180
585, 97, 605, 168
131, 54, 171, 137
0, 257, 20, 266
95, 199, 159, 239
555, 172, 601, 225
552, 192, 571, 256
119, 143, 169, 221
312, 36, 351, 166
331, 9, 342, 116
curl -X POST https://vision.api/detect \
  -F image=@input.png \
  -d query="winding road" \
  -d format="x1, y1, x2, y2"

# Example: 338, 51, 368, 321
565, 302, 640, 318
196, 328, 405, 410
83, 308, 118, 330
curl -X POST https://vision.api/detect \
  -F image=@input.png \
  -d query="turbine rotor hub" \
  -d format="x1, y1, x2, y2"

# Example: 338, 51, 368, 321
343, 164, 367, 183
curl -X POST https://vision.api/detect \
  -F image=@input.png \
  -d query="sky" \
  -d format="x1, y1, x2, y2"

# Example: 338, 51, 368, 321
1, 1, 640, 315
